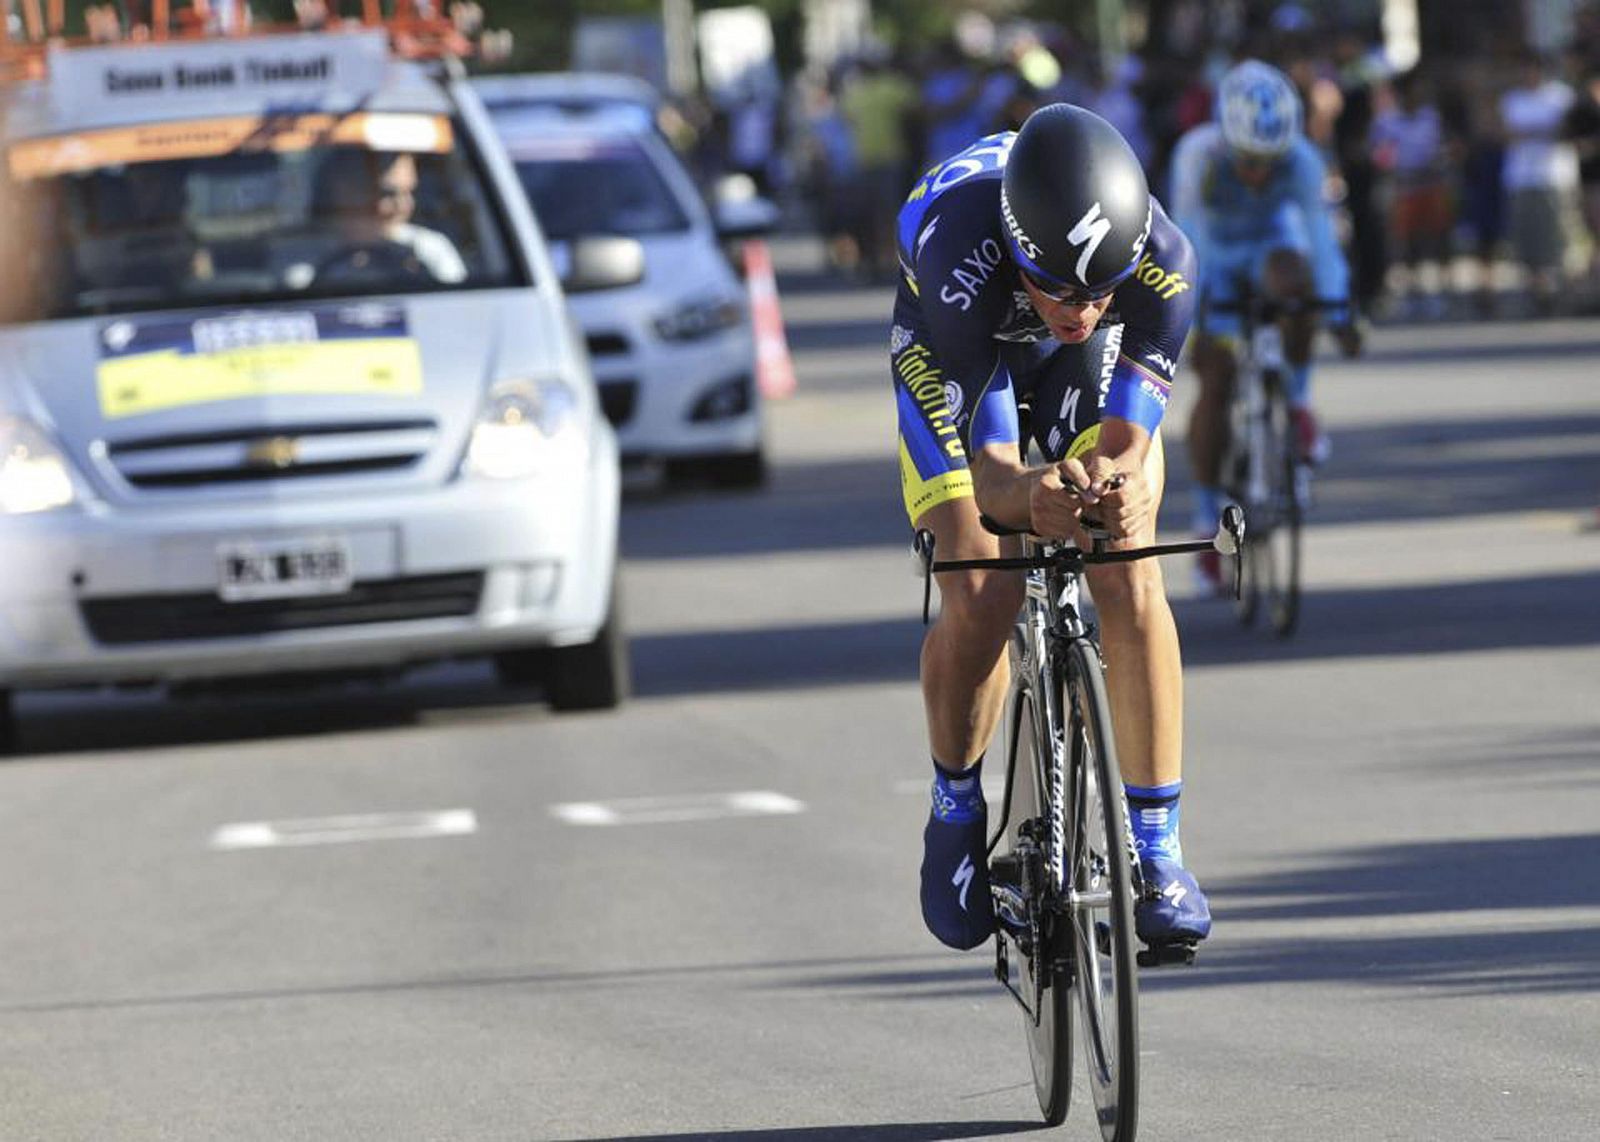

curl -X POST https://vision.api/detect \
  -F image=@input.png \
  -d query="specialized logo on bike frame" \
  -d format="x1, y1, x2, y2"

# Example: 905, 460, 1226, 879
940, 238, 1005, 312
895, 342, 965, 457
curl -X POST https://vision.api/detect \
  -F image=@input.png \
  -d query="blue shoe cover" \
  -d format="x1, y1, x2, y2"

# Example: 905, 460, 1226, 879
919, 810, 995, 949
1136, 856, 1212, 945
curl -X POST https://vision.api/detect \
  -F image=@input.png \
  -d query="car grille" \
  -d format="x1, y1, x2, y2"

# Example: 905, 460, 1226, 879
598, 380, 638, 427
585, 331, 631, 358
104, 420, 437, 489
80, 572, 485, 645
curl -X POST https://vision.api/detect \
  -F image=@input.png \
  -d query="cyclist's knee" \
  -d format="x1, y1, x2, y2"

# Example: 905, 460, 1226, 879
1263, 247, 1313, 297
1086, 558, 1167, 621
1191, 337, 1236, 400
937, 568, 1024, 636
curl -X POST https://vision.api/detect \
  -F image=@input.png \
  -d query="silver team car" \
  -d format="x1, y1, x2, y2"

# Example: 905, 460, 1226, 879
479, 81, 771, 487
0, 27, 628, 742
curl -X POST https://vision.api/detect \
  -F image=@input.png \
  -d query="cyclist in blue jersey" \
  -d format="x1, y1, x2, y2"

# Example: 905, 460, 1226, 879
894, 104, 1211, 953
1169, 59, 1362, 594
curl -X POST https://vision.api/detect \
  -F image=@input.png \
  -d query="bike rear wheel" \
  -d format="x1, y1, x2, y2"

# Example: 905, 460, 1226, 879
1064, 638, 1140, 1142
999, 677, 1074, 1126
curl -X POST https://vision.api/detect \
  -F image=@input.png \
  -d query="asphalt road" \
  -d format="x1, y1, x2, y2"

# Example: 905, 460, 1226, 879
2, 237, 1597, 1141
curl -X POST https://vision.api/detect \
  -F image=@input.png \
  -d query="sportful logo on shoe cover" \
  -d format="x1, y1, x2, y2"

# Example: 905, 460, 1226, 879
953, 854, 976, 911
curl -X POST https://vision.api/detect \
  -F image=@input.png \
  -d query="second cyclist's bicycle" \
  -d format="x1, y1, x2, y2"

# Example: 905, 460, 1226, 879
915, 502, 1244, 1137
1210, 294, 1342, 637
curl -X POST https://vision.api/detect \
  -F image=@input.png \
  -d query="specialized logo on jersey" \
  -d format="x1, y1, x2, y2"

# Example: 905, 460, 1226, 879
915, 216, 941, 257
939, 238, 1004, 312
894, 341, 965, 457
1130, 252, 1191, 300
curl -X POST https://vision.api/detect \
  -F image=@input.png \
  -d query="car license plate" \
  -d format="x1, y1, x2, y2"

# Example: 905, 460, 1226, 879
217, 536, 353, 602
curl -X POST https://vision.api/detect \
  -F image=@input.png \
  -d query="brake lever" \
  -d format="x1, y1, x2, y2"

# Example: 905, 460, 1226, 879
1215, 505, 1246, 599
912, 528, 936, 624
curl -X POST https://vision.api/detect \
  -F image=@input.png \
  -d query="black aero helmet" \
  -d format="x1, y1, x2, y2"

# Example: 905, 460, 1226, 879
1001, 104, 1152, 298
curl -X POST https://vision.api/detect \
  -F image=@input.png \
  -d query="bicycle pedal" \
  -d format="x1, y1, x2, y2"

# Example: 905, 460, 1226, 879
1136, 941, 1199, 968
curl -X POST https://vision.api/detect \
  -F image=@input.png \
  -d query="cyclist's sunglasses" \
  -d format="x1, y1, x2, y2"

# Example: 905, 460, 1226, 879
1019, 265, 1117, 307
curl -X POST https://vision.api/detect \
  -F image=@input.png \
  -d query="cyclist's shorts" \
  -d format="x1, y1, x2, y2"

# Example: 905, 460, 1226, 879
892, 309, 1109, 525
1199, 203, 1310, 339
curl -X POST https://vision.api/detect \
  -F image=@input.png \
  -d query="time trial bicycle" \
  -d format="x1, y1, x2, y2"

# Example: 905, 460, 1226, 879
914, 501, 1245, 1136
1210, 294, 1344, 636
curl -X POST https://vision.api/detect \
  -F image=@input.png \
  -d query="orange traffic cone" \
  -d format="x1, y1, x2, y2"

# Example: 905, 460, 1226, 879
743, 239, 796, 400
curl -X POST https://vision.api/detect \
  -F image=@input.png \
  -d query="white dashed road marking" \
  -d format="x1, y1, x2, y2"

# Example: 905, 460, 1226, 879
550, 791, 805, 827
210, 809, 478, 850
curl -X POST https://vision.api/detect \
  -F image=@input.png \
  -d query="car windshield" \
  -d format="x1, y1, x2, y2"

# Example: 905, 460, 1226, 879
0, 112, 522, 323
511, 139, 690, 241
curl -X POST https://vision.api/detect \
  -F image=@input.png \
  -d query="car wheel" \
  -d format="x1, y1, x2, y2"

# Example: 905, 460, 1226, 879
0, 690, 16, 756
544, 582, 631, 711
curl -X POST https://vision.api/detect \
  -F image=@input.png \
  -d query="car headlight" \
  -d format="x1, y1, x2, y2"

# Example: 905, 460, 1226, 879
464, 379, 588, 480
653, 295, 746, 342
0, 416, 76, 514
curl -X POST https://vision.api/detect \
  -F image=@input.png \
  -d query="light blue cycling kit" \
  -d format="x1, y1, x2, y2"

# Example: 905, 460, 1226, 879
1167, 123, 1351, 337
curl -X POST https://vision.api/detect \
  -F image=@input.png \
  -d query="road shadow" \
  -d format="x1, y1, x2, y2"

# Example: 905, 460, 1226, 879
622, 456, 902, 561
577, 1124, 1046, 1141
3, 661, 547, 759
633, 617, 919, 698
1136, 831, 1600, 996
1159, 411, 1600, 529
1173, 567, 1600, 665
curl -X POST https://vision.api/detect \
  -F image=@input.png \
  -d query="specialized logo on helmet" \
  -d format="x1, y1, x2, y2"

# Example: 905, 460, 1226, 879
1067, 202, 1112, 285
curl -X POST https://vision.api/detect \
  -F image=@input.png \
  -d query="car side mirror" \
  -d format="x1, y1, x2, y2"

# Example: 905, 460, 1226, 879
562, 236, 646, 293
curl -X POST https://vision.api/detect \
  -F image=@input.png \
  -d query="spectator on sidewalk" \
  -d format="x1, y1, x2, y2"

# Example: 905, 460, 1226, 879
1499, 51, 1584, 315
1562, 65, 1600, 304
839, 55, 918, 281
1373, 69, 1455, 319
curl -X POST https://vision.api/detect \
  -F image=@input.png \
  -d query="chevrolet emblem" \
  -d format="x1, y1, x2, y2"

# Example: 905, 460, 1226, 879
246, 436, 300, 469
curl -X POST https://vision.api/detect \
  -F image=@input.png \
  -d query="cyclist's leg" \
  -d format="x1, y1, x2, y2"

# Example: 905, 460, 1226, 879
1261, 245, 1326, 460
1188, 246, 1249, 591
893, 311, 1021, 949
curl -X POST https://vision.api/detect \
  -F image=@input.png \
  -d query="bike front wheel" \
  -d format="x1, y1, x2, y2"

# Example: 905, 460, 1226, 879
1259, 389, 1304, 636
1064, 637, 1140, 1142
999, 679, 1075, 1126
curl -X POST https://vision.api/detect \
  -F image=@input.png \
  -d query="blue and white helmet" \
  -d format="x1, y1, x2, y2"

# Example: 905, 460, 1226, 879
1216, 60, 1301, 158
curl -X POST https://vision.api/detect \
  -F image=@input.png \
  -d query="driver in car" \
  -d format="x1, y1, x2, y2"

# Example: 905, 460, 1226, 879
315, 150, 467, 285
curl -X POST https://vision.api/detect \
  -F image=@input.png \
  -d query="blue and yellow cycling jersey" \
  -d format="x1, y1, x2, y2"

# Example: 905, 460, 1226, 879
890, 131, 1197, 523
1167, 123, 1351, 333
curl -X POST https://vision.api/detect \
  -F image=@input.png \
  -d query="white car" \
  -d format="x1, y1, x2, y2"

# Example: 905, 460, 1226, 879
481, 88, 771, 487
0, 24, 628, 743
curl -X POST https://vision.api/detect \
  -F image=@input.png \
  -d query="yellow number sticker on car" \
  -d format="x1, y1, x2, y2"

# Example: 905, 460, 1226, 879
97, 337, 424, 419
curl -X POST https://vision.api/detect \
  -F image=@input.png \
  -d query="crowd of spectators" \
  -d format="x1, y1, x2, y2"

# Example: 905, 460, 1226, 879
773, 2, 1600, 324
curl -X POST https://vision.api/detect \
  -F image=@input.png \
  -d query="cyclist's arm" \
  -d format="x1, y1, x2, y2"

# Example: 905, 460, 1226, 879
1165, 128, 1216, 288
1288, 140, 1352, 318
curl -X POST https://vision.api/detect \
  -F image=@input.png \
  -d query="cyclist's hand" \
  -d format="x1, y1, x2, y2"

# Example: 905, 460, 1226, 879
1028, 464, 1086, 540
1332, 320, 1364, 358
1063, 454, 1151, 540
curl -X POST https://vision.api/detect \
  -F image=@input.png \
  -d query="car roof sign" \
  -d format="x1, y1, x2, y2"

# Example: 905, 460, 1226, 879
46, 30, 389, 128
